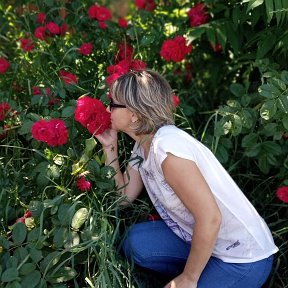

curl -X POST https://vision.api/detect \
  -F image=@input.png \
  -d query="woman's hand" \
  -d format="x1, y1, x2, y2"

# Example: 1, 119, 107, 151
95, 128, 118, 150
164, 273, 197, 288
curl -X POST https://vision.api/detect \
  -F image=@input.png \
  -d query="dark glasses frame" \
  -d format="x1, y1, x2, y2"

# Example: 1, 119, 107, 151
109, 98, 126, 110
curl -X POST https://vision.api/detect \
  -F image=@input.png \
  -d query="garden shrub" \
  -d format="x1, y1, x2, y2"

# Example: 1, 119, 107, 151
0, 0, 287, 287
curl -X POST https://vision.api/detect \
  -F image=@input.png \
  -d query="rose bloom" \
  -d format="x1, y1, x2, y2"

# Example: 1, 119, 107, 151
0, 57, 10, 74
116, 42, 134, 61
60, 23, 68, 36
160, 35, 192, 62
0, 102, 11, 121
106, 59, 147, 85
37, 12, 46, 24
20, 38, 35, 51
211, 42, 222, 53
33, 86, 51, 96
131, 59, 147, 70
88, 4, 100, 19
31, 119, 68, 146
276, 186, 288, 203
34, 26, 46, 40
118, 17, 128, 28
98, 21, 108, 29
46, 21, 60, 34
74, 96, 111, 135
79, 42, 93, 56
172, 95, 180, 107
59, 70, 78, 85
95, 6, 111, 21
76, 176, 91, 191
135, 0, 156, 11
187, 3, 209, 27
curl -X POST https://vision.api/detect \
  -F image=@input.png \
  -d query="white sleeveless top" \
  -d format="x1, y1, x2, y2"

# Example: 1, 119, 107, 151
130, 125, 278, 263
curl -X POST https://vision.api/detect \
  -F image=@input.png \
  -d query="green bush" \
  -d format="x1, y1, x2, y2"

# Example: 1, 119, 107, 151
0, 0, 287, 287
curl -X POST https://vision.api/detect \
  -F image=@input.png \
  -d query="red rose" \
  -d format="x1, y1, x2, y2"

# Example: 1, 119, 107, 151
74, 96, 111, 135
24, 211, 32, 218
20, 38, 35, 51
60, 23, 68, 36
211, 42, 222, 53
160, 35, 192, 62
46, 21, 60, 34
0, 58, 10, 74
59, 70, 78, 85
116, 42, 134, 61
37, 12, 46, 24
276, 186, 288, 203
131, 59, 147, 70
76, 176, 92, 191
31, 119, 68, 146
187, 3, 209, 27
88, 4, 100, 19
118, 17, 128, 28
95, 6, 111, 22
98, 21, 108, 29
172, 95, 180, 107
34, 26, 46, 40
135, 0, 156, 11
0, 102, 11, 121
79, 42, 93, 56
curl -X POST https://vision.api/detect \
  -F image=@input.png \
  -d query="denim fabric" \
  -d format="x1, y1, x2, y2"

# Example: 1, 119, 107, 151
122, 220, 274, 288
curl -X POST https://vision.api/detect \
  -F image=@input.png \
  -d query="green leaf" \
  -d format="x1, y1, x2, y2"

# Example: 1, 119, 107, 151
140, 35, 155, 46
20, 270, 41, 288
258, 84, 273, 98
260, 100, 277, 120
265, 0, 274, 22
230, 83, 245, 97
245, 143, 261, 157
14, 247, 29, 262
256, 33, 277, 58
186, 27, 205, 42
18, 120, 34, 136
40, 251, 61, 273
246, 0, 264, 12
53, 227, 69, 248
258, 154, 270, 174
1, 267, 19, 282
28, 246, 43, 263
5, 281, 22, 288
61, 106, 75, 118
19, 263, 36, 276
63, 231, 80, 249
278, 94, 288, 113
242, 133, 259, 148
85, 137, 97, 156
46, 267, 77, 284
282, 114, 288, 130
262, 141, 282, 155
71, 208, 89, 230
12, 222, 27, 246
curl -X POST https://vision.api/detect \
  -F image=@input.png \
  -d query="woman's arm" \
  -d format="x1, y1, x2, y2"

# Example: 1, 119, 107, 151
162, 153, 222, 288
95, 129, 143, 203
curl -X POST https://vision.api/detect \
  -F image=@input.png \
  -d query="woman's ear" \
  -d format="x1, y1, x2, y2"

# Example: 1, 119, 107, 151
131, 112, 139, 124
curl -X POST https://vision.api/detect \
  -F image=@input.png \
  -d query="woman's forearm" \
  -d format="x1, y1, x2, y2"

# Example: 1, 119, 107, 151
183, 216, 221, 283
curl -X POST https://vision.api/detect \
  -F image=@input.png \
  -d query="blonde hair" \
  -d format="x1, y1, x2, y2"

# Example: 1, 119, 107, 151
110, 70, 175, 135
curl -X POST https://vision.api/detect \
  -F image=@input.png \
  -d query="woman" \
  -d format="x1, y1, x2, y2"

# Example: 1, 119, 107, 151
95, 70, 278, 288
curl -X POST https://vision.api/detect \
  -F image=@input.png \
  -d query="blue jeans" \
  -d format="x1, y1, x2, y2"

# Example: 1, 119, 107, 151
122, 220, 274, 288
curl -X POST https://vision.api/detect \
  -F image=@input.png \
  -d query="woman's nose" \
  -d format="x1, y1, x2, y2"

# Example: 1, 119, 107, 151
106, 105, 111, 113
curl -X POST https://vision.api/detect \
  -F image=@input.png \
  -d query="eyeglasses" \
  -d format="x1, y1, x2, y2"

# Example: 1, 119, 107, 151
109, 98, 126, 110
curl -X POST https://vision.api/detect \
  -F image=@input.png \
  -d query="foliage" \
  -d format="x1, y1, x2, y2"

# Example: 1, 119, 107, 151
0, 0, 288, 287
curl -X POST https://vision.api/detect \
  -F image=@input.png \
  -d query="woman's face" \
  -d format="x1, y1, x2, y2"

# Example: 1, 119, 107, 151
107, 97, 135, 133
